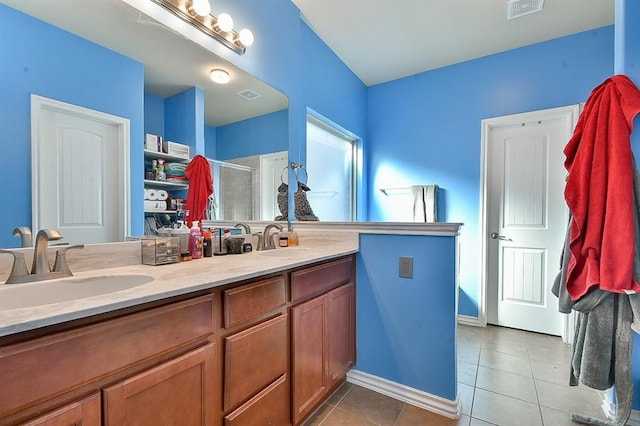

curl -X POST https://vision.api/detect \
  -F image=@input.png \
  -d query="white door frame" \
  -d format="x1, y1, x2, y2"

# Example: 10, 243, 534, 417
479, 104, 580, 342
31, 95, 131, 240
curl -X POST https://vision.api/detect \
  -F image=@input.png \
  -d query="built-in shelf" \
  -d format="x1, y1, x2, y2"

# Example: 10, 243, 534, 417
144, 179, 189, 189
143, 149, 190, 163
144, 209, 178, 214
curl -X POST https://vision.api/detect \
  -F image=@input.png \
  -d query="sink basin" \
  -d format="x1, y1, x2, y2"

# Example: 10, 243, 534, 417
257, 248, 312, 258
0, 274, 154, 310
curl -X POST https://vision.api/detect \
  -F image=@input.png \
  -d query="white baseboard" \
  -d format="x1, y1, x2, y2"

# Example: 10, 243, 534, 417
346, 370, 461, 419
457, 314, 481, 327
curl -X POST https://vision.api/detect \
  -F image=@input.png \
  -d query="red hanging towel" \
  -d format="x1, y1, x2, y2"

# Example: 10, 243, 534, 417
564, 75, 640, 300
184, 154, 213, 227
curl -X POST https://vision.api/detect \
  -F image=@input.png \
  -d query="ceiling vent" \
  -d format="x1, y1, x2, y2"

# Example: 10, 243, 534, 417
507, 0, 544, 20
237, 89, 262, 101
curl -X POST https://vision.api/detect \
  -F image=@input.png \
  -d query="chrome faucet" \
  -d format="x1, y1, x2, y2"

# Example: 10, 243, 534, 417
0, 229, 84, 284
262, 223, 283, 250
32, 229, 64, 276
13, 227, 32, 248
234, 223, 252, 234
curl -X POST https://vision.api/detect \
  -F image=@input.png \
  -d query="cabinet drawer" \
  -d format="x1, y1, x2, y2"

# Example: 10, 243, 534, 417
224, 314, 288, 411
224, 375, 289, 426
0, 294, 214, 418
224, 275, 286, 328
291, 256, 353, 304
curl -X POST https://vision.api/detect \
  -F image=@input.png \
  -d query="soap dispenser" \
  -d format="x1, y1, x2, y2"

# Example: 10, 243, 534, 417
189, 221, 203, 259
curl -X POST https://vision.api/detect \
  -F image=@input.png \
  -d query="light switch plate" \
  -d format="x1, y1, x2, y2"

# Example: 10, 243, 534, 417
399, 257, 413, 278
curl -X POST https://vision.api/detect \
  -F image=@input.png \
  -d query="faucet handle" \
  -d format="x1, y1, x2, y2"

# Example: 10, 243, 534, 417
0, 249, 30, 284
53, 245, 84, 274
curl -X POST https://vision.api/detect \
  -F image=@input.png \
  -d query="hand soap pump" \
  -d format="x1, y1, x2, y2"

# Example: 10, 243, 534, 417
189, 221, 203, 259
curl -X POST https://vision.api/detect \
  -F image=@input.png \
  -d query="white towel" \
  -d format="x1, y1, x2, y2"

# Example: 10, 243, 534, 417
411, 185, 438, 222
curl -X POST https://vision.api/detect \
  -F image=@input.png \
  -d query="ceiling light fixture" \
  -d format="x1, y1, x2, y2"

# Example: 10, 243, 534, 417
210, 69, 230, 84
150, 0, 254, 55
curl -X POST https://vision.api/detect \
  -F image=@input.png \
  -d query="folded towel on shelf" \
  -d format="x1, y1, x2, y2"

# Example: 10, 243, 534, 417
411, 184, 438, 222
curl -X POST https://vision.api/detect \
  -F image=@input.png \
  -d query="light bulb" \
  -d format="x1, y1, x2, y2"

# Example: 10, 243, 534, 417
210, 69, 230, 84
216, 13, 233, 32
238, 29, 254, 47
190, 0, 210, 17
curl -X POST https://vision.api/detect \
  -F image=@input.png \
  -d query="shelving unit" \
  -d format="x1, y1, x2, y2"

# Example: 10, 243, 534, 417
144, 149, 190, 216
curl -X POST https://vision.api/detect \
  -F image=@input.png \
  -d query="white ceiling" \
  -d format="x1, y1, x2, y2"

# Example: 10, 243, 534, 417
2, 0, 615, 123
292, 0, 615, 86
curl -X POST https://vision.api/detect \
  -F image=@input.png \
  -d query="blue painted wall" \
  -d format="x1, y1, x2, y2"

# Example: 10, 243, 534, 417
205, 124, 217, 159
366, 26, 615, 317
0, 3, 145, 248
216, 109, 288, 160
357, 233, 458, 400
164, 87, 205, 156
144, 93, 164, 137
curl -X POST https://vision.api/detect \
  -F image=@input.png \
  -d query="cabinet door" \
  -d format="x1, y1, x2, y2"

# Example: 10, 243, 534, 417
103, 343, 216, 426
291, 295, 327, 425
23, 393, 100, 426
327, 283, 355, 387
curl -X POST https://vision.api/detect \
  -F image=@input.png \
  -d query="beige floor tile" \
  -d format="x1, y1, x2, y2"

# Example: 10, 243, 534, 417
458, 382, 474, 416
475, 366, 538, 403
458, 360, 478, 386
325, 382, 352, 406
478, 349, 532, 377
540, 406, 582, 426
395, 404, 470, 426
530, 359, 571, 386
483, 325, 530, 343
317, 407, 377, 425
335, 385, 404, 426
535, 379, 605, 420
302, 403, 335, 426
527, 342, 571, 365
458, 344, 481, 364
481, 336, 529, 358
469, 418, 498, 426
471, 388, 543, 426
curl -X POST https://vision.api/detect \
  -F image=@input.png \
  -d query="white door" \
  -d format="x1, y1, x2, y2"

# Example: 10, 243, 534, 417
484, 106, 578, 336
32, 96, 130, 244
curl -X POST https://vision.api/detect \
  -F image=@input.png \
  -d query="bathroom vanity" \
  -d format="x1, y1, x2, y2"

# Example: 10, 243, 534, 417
0, 235, 358, 426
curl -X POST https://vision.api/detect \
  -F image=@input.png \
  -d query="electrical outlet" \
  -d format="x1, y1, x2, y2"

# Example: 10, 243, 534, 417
399, 256, 413, 278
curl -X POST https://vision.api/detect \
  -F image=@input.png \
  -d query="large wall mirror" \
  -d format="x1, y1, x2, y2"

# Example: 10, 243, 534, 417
1, 0, 288, 246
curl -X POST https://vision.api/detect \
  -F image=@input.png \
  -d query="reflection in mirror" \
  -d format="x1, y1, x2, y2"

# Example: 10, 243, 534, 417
0, 0, 289, 245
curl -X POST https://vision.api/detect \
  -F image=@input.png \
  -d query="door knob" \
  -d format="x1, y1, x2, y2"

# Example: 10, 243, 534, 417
490, 232, 511, 241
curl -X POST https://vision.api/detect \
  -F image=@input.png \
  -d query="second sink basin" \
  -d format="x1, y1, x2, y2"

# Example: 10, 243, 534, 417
0, 273, 154, 310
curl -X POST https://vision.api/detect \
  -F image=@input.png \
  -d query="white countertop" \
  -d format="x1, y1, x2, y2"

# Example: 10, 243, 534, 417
0, 232, 359, 338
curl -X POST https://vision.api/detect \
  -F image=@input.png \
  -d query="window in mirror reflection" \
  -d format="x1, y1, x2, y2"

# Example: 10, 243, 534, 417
306, 115, 356, 221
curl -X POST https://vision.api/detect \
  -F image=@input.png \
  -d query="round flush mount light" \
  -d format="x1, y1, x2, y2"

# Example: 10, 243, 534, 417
210, 69, 230, 84
189, 0, 210, 17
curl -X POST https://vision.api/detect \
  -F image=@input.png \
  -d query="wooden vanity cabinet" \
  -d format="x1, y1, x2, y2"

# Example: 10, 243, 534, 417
291, 257, 356, 425
0, 254, 356, 426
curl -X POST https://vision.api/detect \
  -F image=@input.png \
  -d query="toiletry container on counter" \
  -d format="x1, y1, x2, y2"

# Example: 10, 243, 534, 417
189, 221, 203, 259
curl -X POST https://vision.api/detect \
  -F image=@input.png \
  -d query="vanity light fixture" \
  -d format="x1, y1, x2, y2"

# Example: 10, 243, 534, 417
210, 69, 230, 84
150, 0, 254, 55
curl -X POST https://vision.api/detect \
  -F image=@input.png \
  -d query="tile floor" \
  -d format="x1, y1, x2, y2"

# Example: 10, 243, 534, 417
303, 324, 608, 426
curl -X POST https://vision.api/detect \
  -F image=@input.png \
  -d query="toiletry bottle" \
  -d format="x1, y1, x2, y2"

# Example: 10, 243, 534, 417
189, 221, 202, 259
287, 230, 298, 246
203, 230, 212, 257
